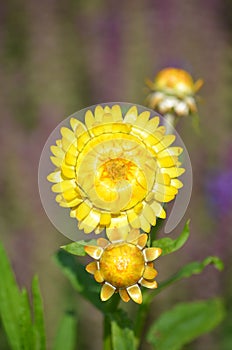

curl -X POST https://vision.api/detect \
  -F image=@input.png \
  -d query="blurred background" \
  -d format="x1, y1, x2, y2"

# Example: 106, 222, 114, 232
0, 0, 232, 349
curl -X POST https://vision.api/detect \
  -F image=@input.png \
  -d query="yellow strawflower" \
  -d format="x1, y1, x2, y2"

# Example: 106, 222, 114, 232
85, 229, 162, 304
47, 104, 184, 239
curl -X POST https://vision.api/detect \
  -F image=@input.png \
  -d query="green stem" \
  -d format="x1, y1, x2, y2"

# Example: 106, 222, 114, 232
134, 301, 150, 349
103, 314, 112, 350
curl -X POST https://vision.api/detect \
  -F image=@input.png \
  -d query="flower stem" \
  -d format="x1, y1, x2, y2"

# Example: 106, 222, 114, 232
103, 314, 112, 350
134, 294, 151, 348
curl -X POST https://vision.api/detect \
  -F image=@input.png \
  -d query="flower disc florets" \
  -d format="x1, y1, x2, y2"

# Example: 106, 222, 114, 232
85, 229, 162, 304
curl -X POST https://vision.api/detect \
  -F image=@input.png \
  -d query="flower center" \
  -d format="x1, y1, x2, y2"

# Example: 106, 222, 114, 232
99, 158, 134, 183
99, 243, 145, 288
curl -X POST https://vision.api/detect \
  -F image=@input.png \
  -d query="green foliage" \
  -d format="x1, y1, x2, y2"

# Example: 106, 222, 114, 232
54, 249, 104, 312
61, 239, 96, 256
152, 220, 190, 255
110, 310, 136, 350
32, 276, 46, 350
0, 242, 22, 350
0, 242, 46, 350
147, 298, 225, 350
145, 256, 224, 303
52, 311, 77, 350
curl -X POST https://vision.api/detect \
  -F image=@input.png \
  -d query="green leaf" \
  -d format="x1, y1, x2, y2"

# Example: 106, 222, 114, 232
147, 298, 225, 350
52, 311, 77, 350
19, 288, 34, 350
0, 242, 22, 350
110, 309, 136, 350
145, 256, 224, 303
54, 249, 105, 312
32, 276, 46, 350
61, 239, 96, 256
152, 220, 190, 255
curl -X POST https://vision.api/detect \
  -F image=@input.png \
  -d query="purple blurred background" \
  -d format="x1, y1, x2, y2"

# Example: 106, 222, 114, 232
0, 1, 232, 349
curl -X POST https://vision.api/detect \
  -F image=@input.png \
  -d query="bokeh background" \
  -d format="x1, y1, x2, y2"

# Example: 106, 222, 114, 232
1, 0, 232, 349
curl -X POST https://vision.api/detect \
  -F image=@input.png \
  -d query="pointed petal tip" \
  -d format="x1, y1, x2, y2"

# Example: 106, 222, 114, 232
100, 283, 116, 301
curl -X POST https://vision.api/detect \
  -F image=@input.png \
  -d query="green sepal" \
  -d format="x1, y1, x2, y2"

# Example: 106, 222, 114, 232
61, 239, 97, 256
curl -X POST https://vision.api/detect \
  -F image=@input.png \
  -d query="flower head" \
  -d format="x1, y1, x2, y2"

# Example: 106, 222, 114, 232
47, 104, 184, 238
146, 68, 203, 118
85, 229, 162, 304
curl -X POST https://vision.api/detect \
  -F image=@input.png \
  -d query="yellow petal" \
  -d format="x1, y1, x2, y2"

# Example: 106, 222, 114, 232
51, 179, 76, 193
78, 209, 101, 233
145, 116, 160, 132
97, 238, 109, 248
134, 111, 150, 127
158, 147, 183, 157
47, 171, 62, 183
144, 247, 162, 262
143, 266, 158, 280
94, 105, 104, 122
156, 126, 166, 134
123, 106, 138, 123
56, 139, 62, 147
50, 156, 63, 167
64, 144, 78, 166
94, 270, 104, 283
140, 279, 158, 289
111, 105, 123, 121
142, 203, 156, 226
100, 212, 111, 226
133, 202, 143, 214
127, 209, 141, 228
154, 192, 175, 203
139, 214, 151, 233
136, 233, 148, 249
153, 183, 178, 196
60, 128, 76, 152
102, 112, 113, 123
76, 132, 91, 152
160, 167, 185, 178
127, 284, 142, 304
170, 178, 183, 189
106, 214, 130, 241
119, 289, 130, 302
152, 135, 176, 153
86, 261, 97, 275
155, 173, 171, 186
85, 110, 96, 130
84, 245, 103, 259
56, 195, 82, 208
101, 283, 116, 301
126, 228, 140, 243
104, 106, 111, 113
61, 188, 79, 201
61, 127, 75, 143
76, 201, 92, 221
50, 145, 65, 158
157, 156, 178, 168
61, 164, 76, 179
70, 118, 86, 133
150, 201, 166, 219
144, 132, 163, 147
